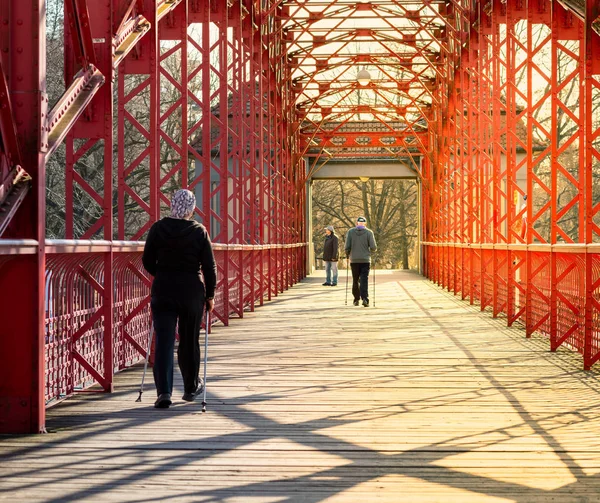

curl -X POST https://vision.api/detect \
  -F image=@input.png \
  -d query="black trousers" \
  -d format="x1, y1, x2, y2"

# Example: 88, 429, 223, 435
151, 286, 205, 396
351, 262, 371, 302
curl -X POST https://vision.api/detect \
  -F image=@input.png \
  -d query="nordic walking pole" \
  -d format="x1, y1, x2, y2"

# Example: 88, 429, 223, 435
345, 258, 349, 305
201, 309, 210, 413
135, 320, 154, 402
373, 254, 376, 308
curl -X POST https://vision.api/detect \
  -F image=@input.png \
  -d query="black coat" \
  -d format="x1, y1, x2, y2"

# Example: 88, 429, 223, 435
142, 217, 217, 300
323, 234, 339, 262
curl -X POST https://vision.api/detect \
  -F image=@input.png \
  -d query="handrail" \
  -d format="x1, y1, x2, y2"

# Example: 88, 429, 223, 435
421, 242, 595, 253
0, 239, 308, 255
0, 239, 39, 254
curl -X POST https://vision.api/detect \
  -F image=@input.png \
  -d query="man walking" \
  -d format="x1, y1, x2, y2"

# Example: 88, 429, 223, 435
322, 225, 339, 286
345, 216, 377, 307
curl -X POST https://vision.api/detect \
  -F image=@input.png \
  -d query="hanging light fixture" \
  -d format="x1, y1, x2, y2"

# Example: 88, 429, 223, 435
357, 69, 371, 86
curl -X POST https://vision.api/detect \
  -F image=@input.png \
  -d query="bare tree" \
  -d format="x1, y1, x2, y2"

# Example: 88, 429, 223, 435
313, 179, 418, 269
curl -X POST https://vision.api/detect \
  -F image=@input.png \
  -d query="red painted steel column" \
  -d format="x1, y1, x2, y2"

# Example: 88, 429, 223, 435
506, 0, 527, 326
466, 57, 476, 304
229, 1, 244, 316
549, 1, 560, 350
217, 0, 230, 321
583, 2, 600, 369
0, 0, 47, 433
198, 0, 211, 232
491, 1, 505, 318
118, 0, 158, 240
65, 0, 115, 390
256, 8, 269, 302
550, 0, 585, 351
148, 1, 159, 227
243, 0, 258, 308
100, 1, 114, 391
158, 0, 189, 201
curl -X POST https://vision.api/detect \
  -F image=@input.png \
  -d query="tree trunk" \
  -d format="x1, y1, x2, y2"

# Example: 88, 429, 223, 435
399, 181, 409, 269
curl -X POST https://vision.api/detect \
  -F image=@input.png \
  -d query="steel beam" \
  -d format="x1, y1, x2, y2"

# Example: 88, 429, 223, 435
0, 0, 47, 434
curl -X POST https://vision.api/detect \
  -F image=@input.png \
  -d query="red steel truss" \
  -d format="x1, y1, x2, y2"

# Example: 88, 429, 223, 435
0, 0, 306, 434
423, 0, 600, 371
0, 0, 599, 434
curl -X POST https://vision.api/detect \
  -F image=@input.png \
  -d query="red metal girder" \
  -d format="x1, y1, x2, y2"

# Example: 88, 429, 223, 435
156, 0, 184, 22
584, 0, 600, 369
419, 0, 600, 370
65, 0, 97, 70
0, 166, 32, 237
117, 0, 159, 240
0, 58, 22, 168
157, 0, 187, 222
113, 14, 152, 67
550, 0, 584, 246
46, 65, 105, 159
0, 0, 311, 428
63, 0, 116, 393
301, 133, 427, 150
0, 58, 31, 236
115, 0, 139, 33
0, 0, 47, 434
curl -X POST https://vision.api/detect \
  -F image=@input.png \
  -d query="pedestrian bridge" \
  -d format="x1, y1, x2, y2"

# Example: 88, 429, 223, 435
2, 0, 600, 499
2, 271, 599, 502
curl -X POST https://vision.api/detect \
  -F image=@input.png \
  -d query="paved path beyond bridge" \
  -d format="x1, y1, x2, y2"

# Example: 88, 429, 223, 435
2, 271, 600, 502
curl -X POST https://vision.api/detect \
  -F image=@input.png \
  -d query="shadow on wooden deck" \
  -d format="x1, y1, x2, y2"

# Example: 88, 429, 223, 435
2, 271, 600, 502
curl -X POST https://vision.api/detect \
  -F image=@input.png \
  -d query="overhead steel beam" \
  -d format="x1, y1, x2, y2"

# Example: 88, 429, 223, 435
45, 66, 105, 159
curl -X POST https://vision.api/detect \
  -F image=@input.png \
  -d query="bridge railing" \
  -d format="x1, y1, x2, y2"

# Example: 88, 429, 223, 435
0, 240, 307, 405
423, 242, 600, 370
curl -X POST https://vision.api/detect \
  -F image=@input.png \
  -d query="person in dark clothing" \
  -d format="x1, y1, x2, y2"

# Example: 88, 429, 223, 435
322, 225, 339, 286
142, 189, 217, 409
345, 216, 377, 307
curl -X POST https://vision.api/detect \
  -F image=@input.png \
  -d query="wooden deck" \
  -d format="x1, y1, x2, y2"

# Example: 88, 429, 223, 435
2, 270, 600, 502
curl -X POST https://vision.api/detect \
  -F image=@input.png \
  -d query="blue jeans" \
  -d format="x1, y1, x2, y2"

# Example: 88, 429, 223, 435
325, 261, 338, 285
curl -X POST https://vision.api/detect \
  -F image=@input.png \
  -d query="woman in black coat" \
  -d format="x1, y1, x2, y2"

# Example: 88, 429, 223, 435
142, 189, 217, 409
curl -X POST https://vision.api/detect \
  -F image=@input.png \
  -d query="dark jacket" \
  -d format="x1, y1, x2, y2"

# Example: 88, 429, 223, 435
142, 218, 217, 299
345, 227, 377, 263
323, 233, 339, 262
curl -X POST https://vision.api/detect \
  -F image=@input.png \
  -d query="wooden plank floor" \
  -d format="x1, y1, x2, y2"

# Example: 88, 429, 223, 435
2, 270, 600, 502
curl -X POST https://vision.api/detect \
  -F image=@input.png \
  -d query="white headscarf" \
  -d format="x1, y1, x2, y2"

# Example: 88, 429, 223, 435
171, 189, 196, 219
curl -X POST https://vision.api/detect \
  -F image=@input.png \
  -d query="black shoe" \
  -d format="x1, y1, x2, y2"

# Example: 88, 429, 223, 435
154, 393, 172, 409
331, 283, 337, 286
322, 282, 331, 286
362, 299, 369, 307
182, 380, 205, 402
353, 300, 359, 306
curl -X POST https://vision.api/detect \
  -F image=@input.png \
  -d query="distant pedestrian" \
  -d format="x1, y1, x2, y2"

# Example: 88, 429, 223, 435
142, 189, 217, 409
322, 225, 339, 286
345, 216, 377, 307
